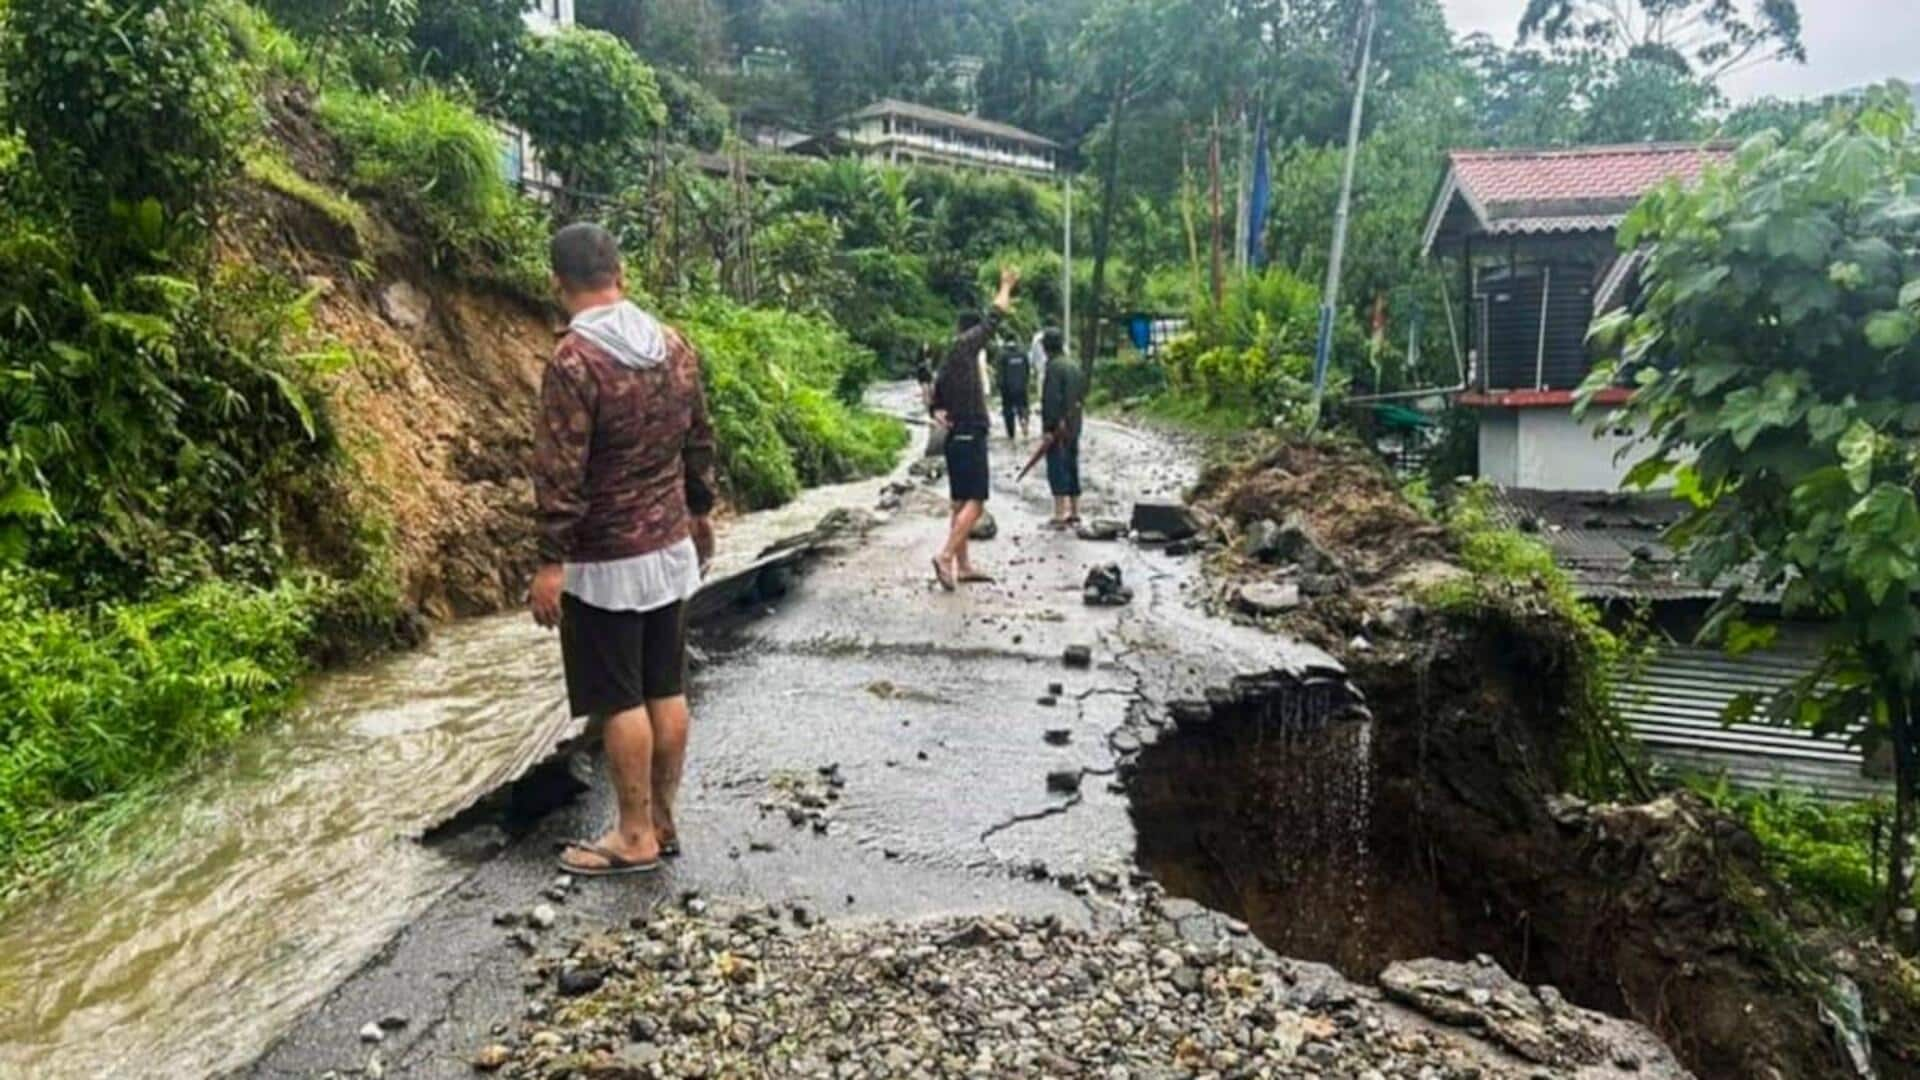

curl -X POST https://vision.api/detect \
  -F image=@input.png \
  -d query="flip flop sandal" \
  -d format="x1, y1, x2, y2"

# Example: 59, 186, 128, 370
932, 557, 957, 592
959, 572, 997, 584
660, 839, 683, 858
557, 842, 662, 877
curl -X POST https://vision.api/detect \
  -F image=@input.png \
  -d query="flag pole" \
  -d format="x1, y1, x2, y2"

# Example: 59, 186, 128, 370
1309, 0, 1377, 429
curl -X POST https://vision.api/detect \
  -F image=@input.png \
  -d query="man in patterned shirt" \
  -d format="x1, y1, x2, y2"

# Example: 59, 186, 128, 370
530, 222, 717, 877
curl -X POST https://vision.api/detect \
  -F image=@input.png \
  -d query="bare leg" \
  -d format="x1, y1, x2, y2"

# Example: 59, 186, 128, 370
647, 694, 690, 848
562, 704, 660, 869
944, 500, 983, 571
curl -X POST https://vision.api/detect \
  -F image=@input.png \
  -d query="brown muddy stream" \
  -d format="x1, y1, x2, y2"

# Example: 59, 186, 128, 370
0, 406, 923, 1080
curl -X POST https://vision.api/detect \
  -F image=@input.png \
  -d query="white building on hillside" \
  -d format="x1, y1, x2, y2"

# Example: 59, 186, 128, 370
822, 99, 1059, 178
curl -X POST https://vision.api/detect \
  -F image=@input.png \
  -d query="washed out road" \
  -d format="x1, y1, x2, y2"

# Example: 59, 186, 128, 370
244, 393, 1342, 1078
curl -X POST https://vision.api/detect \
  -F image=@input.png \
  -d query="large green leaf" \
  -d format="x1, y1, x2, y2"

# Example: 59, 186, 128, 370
1866, 310, 1917, 350
1838, 420, 1877, 493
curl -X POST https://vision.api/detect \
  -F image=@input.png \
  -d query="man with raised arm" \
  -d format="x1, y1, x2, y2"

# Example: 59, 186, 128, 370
530, 222, 716, 877
928, 265, 1020, 590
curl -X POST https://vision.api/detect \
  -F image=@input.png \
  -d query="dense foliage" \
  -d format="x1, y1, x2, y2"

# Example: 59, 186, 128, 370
317, 87, 549, 292
1585, 85, 1920, 919
677, 297, 905, 508
0, 571, 319, 897
505, 27, 666, 193
2, 0, 250, 224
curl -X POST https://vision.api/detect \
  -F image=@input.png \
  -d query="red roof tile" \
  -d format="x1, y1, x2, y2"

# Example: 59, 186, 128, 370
1424, 142, 1733, 253
1450, 143, 1730, 211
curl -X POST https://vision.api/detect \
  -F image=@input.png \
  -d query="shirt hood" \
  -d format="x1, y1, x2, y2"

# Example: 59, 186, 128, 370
570, 300, 668, 370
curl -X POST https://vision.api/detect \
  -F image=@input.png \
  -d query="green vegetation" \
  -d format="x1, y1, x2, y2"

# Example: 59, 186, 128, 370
244, 147, 373, 246
678, 297, 906, 509
505, 27, 666, 193
1425, 484, 1645, 799
316, 87, 549, 293
0, 571, 320, 899
1695, 781, 1894, 924
1584, 84, 1920, 921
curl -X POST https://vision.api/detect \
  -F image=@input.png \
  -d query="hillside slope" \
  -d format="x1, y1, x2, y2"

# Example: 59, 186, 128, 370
226, 89, 559, 618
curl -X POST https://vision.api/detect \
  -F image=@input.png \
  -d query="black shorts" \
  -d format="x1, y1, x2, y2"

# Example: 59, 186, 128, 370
945, 426, 991, 503
1046, 435, 1082, 497
560, 595, 688, 718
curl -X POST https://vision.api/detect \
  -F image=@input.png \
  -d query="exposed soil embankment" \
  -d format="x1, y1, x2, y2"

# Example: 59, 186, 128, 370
1133, 437, 1920, 1079
222, 88, 555, 619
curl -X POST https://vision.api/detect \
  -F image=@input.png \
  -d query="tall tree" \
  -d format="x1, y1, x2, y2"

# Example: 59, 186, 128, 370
1518, 0, 1805, 80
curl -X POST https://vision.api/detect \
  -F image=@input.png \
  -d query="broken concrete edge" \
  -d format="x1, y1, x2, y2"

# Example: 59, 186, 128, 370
420, 521, 849, 840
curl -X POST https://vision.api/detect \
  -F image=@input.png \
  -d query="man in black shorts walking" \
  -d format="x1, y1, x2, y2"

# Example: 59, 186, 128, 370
530, 222, 718, 876
929, 265, 1020, 590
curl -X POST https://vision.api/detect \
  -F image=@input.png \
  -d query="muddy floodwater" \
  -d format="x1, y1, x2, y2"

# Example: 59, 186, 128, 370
0, 394, 924, 1080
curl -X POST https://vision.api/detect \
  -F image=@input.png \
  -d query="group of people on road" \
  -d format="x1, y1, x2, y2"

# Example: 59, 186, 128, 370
530, 225, 1088, 878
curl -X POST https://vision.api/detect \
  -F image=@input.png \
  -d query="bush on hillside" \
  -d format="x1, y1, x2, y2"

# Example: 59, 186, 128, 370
676, 298, 906, 509
1, 0, 250, 226
506, 27, 665, 193
317, 87, 547, 293
658, 67, 731, 152
1161, 267, 1363, 429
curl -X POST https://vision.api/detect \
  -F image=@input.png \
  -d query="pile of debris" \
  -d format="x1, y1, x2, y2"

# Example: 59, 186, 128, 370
468, 900, 1682, 1079
1184, 437, 1455, 653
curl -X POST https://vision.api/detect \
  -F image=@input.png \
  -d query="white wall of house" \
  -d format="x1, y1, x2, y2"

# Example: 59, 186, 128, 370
524, 0, 574, 35
1477, 406, 1647, 491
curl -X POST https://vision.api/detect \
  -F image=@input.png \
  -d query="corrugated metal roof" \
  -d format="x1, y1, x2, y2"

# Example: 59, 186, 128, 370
1489, 488, 1724, 601
1615, 646, 1887, 802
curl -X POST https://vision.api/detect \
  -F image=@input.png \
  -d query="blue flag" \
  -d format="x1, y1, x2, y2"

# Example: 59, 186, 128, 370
1247, 117, 1271, 269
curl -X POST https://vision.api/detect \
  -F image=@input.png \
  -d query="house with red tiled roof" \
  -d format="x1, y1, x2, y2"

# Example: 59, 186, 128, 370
1424, 143, 1890, 801
1422, 142, 1732, 491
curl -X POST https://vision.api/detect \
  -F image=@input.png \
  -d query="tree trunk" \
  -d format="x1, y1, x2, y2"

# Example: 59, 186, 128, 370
1208, 111, 1223, 305
1888, 686, 1916, 940
1086, 82, 1128, 365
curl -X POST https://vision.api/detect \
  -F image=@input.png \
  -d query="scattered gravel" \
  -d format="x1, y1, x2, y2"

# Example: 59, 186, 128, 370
473, 902, 1668, 1079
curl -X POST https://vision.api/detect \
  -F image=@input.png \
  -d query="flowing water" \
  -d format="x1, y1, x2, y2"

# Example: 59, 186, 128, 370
0, 396, 921, 1080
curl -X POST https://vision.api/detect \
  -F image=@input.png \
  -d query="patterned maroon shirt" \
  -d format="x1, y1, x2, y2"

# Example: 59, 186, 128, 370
533, 325, 717, 564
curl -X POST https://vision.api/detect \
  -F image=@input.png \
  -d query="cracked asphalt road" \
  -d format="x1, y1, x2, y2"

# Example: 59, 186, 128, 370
244, 408, 1337, 1079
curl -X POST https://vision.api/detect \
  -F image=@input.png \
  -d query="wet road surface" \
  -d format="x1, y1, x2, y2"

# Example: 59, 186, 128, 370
245, 400, 1336, 1078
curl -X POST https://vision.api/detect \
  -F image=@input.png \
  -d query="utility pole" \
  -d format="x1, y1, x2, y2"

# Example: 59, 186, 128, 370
1309, 0, 1377, 428
1063, 176, 1074, 358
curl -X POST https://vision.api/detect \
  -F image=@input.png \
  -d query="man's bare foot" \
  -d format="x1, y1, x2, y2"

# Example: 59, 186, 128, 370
957, 563, 995, 584
559, 830, 660, 872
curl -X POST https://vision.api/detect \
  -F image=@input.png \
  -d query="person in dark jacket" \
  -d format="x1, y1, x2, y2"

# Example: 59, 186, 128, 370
531, 222, 717, 877
997, 340, 1033, 441
1039, 329, 1086, 528
929, 265, 1020, 590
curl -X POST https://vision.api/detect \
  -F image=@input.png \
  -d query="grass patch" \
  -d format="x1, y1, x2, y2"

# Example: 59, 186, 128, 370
0, 572, 330, 899
315, 87, 547, 297
1119, 390, 1264, 437
243, 146, 371, 248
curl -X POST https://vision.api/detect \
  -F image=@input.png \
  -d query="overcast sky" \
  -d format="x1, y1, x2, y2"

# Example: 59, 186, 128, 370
1441, 0, 1920, 102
